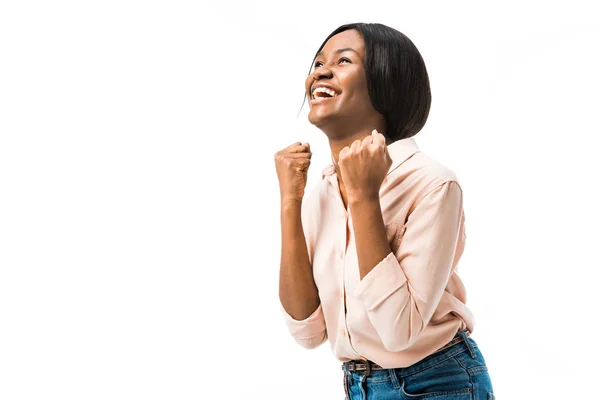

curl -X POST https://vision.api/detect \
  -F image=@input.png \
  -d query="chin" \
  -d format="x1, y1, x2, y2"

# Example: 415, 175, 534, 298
308, 116, 331, 130
308, 108, 338, 127
307, 113, 321, 126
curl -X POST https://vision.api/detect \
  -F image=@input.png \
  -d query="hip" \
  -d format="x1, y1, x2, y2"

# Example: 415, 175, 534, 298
341, 329, 495, 400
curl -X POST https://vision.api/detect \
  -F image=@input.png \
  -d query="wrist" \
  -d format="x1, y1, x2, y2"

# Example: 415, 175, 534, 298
347, 190, 379, 205
281, 197, 303, 207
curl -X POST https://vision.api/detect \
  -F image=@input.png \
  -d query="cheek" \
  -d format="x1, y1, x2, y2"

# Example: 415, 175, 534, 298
355, 74, 370, 98
343, 86, 372, 110
340, 71, 370, 103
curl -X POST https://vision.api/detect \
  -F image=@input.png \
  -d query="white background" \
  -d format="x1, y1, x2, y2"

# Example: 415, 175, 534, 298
1, 1, 599, 399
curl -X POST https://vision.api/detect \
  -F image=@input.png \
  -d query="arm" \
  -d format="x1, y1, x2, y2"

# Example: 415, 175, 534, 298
278, 197, 327, 349
348, 180, 464, 352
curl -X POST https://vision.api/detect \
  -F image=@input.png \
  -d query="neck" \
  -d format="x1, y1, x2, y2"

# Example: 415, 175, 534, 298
324, 122, 387, 183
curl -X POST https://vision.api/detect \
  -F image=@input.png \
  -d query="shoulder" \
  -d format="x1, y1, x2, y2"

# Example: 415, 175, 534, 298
414, 152, 462, 193
386, 150, 463, 206
410, 151, 460, 185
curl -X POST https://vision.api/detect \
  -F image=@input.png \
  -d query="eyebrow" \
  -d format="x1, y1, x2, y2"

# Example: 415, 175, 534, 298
316, 47, 360, 58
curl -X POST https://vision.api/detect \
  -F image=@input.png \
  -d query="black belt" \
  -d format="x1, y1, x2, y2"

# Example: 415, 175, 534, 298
341, 330, 470, 374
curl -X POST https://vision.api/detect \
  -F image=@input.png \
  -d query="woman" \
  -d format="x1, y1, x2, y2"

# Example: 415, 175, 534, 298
275, 23, 495, 400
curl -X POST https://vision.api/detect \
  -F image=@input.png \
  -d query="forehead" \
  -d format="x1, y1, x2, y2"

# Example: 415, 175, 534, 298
319, 29, 365, 56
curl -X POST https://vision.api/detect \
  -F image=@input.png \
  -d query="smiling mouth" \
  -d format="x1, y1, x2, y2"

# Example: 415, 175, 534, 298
311, 87, 340, 100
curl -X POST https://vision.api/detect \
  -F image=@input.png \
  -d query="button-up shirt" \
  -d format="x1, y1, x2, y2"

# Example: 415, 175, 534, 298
279, 137, 475, 368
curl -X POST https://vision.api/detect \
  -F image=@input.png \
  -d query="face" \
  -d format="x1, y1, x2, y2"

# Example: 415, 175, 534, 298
305, 29, 378, 128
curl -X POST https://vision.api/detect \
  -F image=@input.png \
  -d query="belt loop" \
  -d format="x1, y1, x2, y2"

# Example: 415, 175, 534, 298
389, 367, 401, 389
459, 329, 476, 358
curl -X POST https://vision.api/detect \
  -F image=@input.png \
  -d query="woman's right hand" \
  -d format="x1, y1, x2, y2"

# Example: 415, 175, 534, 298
274, 142, 312, 202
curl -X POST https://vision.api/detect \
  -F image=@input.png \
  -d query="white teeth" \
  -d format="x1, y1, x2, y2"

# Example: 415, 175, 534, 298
312, 86, 338, 99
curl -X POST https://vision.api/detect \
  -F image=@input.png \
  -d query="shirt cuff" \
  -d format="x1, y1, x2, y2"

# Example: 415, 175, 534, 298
279, 301, 326, 340
353, 251, 408, 311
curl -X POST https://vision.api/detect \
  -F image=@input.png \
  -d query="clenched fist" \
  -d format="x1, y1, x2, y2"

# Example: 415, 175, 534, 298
338, 129, 393, 201
274, 142, 312, 202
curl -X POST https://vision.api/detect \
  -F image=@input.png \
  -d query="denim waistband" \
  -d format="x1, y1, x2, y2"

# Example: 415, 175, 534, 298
342, 329, 477, 378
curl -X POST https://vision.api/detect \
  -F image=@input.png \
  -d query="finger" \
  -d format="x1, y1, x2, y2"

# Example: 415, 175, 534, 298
288, 143, 310, 153
282, 157, 310, 170
371, 129, 386, 148
284, 152, 312, 159
287, 142, 310, 153
295, 158, 311, 171
339, 146, 349, 160
286, 141, 302, 149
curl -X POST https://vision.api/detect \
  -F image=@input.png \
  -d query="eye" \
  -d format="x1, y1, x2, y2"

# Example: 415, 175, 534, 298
339, 57, 351, 64
314, 60, 323, 68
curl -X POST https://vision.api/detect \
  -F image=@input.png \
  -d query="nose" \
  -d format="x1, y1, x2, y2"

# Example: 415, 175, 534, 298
311, 66, 333, 81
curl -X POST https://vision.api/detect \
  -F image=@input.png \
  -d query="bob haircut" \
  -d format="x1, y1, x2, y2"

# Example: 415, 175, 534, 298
305, 23, 432, 143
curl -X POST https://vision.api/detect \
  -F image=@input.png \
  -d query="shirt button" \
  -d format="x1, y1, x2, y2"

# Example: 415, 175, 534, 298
340, 328, 346, 336
339, 251, 344, 259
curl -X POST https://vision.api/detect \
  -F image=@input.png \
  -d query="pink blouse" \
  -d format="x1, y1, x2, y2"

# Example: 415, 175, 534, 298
279, 137, 475, 368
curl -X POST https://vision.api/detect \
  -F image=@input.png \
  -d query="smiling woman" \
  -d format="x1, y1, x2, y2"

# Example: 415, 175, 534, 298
276, 23, 495, 400
301, 24, 431, 148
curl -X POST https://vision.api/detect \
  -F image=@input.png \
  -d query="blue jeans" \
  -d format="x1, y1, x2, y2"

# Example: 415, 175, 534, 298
342, 329, 495, 399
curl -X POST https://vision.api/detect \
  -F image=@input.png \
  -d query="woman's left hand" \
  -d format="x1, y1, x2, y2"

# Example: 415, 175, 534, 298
338, 129, 393, 201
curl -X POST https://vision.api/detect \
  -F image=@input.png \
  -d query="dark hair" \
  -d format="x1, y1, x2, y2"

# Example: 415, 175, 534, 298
302, 23, 431, 142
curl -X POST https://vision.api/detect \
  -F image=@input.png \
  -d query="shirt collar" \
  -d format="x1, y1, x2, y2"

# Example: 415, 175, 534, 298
321, 137, 420, 180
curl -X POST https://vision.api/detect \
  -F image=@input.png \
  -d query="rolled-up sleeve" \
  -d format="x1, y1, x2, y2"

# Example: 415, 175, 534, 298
279, 302, 328, 349
352, 180, 464, 352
